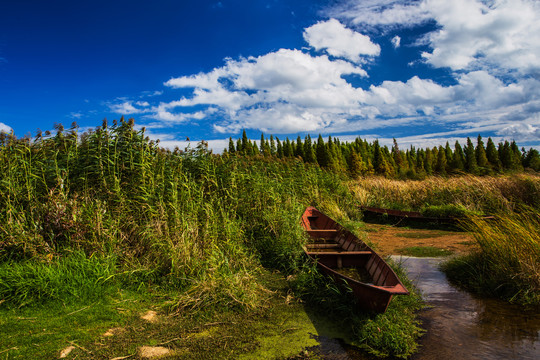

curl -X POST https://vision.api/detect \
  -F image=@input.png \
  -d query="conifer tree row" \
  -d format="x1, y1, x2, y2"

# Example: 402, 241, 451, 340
224, 131, 540, 179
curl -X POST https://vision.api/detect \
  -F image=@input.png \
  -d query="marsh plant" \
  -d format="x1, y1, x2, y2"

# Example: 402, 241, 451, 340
443, 211, 540, 305
0, 119, 360, 310
350, 174, 540, 216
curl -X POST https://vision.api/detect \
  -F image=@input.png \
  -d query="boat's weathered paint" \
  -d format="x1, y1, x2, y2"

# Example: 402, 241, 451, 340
301, 206, 408, 313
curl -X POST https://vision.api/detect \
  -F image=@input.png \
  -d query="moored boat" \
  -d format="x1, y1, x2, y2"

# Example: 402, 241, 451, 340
301, 206, 408, 313
359, 205, 495, 223
360, 205, 445, 221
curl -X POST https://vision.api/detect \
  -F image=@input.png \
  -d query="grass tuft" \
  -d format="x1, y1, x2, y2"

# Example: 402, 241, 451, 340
442, 211, 540, 305
0, 251, 118, 307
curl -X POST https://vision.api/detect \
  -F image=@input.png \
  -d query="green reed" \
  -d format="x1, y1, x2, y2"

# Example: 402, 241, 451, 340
351, 174, 540, 215
443, 211, 540, 305
0, 119, 359, 310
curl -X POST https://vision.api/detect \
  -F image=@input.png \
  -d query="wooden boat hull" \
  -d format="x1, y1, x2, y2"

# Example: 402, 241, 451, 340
360, 205, 453, 222
301, 207, 408, 313
360, 206, 495, 223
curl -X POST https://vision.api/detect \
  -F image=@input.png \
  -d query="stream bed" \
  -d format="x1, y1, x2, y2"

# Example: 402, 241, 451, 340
394, 256, 540, 360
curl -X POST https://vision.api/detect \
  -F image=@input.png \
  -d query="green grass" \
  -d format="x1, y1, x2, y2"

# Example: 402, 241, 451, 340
0, 294, 138, 359
0, 270, 392, 360
0, 251, 120, 308
442, 211, 540, 305
397, 246, 453, 257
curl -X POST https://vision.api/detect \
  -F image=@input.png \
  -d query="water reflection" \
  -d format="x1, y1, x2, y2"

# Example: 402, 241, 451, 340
393, 256, 540, 360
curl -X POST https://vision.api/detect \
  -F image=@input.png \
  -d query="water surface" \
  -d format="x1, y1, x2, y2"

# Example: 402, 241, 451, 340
394, 256, 540, 360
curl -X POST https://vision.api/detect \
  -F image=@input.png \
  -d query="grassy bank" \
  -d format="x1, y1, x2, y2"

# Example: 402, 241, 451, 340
442, 211, 540, 305
0, 120, 421, 358
350, 175, 540, 216
0, 269, 377, 360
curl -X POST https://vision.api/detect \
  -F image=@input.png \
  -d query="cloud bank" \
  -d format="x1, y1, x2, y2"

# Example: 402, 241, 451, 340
107, 0, 540, 145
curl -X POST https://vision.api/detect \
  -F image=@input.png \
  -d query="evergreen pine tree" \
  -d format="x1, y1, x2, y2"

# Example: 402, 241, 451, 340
316, 135, 329, 167
424, 148, 433, 175
392, 138, 406, 177
435, 145, 447, 175
236, 138, 242, 153
260, 133, 266, 155
349, 149, 366, 178
303, 135, 316, 163
228, 137, 235, 153
241, 129, 248, 153
524, 148, 540, 171
264, 139, 271, 157
476, 135, 489, 173
464, 137, 478, 174
270, 135, 276, 156
416, 149, 426, 178
510, 141, 524, 170
406, 152, 417, 178
485, 137, 501, 171
326, 136, 339, 171
453, 140, 465, 172
276, 138, 283, 158
431, 146, 439, 172
372, 140, 383, 173
251, 141, 259, 156
295, 135, 304, 159
284, 138, 293, 157
444, 142, 453, 173
500, 141, 513, 170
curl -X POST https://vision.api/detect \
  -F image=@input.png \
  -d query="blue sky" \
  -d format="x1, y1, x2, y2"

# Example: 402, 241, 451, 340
1, 0, 539, 151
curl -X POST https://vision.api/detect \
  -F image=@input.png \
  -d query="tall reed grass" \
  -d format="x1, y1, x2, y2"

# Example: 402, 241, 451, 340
443, 211, 540, 305
350, 174, 540, 215
0, 120, 359, 310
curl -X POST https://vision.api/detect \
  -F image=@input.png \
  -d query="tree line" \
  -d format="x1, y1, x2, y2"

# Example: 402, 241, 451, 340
224, 130, 540, 178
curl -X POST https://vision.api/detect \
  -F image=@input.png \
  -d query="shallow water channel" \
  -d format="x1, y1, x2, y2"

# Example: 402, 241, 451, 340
319, 256, 540, 359
393, 256, 540, 360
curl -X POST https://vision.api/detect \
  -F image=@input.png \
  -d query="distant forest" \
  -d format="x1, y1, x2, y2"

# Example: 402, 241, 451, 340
225, 131, 540, 179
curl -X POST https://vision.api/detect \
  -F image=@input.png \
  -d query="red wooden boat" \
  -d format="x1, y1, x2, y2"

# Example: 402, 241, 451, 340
360, 205, 495, 223
301, 207, 408, 313
360, 205, 445, 221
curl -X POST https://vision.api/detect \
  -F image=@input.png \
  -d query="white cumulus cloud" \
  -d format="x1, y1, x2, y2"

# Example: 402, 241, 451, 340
332, 0, 540, 74
109, 101, 150, 114
163, 48, 368, 133
391, 35, 401, 48
303, 19, 380, 62
0, 122, 12, 133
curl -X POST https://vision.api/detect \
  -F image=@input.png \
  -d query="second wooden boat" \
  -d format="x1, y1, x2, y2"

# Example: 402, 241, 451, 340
360, 205, 445, 221
301, 207, 408, 313
360, 205, 495, 223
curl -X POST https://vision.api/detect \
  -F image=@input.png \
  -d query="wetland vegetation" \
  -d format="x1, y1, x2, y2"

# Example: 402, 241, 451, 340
1, 119, 538, 358
442, 211, 540, 306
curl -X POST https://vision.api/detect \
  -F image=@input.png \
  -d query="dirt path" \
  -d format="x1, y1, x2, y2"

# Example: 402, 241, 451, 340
363, 223, 476, 256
